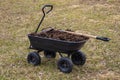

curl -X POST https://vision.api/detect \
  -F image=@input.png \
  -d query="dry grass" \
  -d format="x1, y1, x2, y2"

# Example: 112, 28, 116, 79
0, 0, 120, 80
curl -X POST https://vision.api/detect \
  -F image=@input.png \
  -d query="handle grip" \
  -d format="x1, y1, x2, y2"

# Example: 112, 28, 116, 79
42, 5, 53, 14
96, 36, 111, 42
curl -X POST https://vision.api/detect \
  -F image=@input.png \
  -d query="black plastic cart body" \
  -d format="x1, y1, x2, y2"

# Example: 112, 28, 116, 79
28, 34, 88, 53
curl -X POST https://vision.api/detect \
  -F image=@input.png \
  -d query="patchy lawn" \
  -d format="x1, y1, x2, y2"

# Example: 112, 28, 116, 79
0, 0, 120, 80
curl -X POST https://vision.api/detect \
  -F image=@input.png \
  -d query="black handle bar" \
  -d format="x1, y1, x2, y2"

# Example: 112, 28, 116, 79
35, 5, 53, 33
42, 5, 53, 14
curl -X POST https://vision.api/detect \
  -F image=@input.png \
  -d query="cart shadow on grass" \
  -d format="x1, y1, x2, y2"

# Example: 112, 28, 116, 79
26, 5, 110, 73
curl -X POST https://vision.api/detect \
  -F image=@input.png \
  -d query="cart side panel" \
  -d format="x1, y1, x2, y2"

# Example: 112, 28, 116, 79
28, 35, 87, 53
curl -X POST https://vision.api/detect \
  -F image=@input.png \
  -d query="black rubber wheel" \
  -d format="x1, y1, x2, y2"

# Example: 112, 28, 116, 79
44, 50, 56, 58
71, 51, 86, 65
57, 57, 73, 73
27, 52, 41, 66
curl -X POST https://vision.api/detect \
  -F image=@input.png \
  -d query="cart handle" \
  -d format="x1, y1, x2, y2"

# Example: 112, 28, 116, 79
35, 5, 53, 33
42, 5, 53, 14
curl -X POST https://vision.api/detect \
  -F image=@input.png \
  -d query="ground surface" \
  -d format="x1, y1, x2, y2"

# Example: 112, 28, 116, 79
0, 0, 120, 80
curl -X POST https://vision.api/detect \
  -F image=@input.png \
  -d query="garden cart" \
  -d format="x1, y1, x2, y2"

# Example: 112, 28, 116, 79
27, 5, 110, 73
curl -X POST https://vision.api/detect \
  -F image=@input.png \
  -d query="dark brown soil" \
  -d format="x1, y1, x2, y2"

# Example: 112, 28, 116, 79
31, 28, 89, 42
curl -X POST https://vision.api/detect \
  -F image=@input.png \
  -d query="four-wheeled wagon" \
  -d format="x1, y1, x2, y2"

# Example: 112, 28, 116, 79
27, 5, 110, 73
